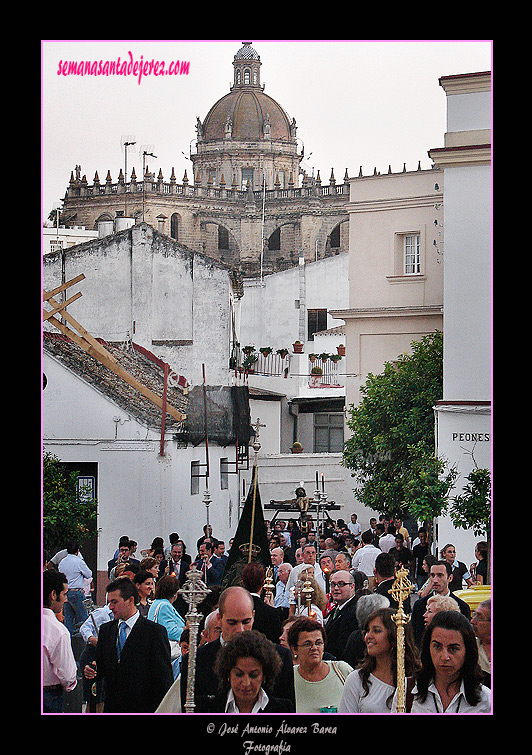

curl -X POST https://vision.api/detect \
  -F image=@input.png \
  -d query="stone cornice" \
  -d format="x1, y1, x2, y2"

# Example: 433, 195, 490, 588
428, 144, 491, 168
330, 305, 443, 320
439, 71, 491, 95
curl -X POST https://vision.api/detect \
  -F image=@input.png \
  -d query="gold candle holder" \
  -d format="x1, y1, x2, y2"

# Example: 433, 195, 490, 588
390, 565, 413, 713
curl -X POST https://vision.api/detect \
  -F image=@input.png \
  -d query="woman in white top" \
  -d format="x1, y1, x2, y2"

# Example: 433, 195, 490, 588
287, 616, 352, 713
410, 610, 491, 713
339, 607, 420, 713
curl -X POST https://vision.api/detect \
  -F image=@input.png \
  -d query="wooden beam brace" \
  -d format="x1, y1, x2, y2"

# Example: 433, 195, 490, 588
43, 273, 86, 301
44, 277, 186, 424
43, 291, 82, 321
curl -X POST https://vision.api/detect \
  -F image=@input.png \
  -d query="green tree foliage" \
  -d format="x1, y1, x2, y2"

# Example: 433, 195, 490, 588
342, 331, 456, 520
449, 467, 491, 537
43, 451, 97, 555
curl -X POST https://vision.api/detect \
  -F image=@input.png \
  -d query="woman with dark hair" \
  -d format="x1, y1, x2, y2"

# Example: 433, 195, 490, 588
287, 616, 352, 712
196, 630, 294, 713
339, 607, 420, 713
133, 570, 155, 617
411, 610, 491, 713
471, 541, 489, 585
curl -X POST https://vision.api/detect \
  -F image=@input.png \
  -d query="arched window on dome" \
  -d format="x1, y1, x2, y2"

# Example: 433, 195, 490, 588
236, 69, 241, 85
170, 213, 179, 240
244, 67, 251, 84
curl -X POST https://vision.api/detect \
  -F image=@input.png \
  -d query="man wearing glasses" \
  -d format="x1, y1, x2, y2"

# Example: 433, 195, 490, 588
323, 570, 358, 661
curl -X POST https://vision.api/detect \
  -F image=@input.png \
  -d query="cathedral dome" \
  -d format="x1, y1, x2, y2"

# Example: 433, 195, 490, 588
202, 89, 293, 142
199, 42, 294, 143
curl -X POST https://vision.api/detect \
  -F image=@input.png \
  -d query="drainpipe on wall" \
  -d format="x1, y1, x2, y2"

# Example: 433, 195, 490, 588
288, 400, 299, 446
298, 256, 306, 343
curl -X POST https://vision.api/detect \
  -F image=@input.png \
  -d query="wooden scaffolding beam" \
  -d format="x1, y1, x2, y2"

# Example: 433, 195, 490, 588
43, 275, 186, 423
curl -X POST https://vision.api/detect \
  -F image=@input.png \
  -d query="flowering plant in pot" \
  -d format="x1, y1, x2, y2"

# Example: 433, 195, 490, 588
276, 348, 289, 359
309, 364, 323, 387
293, 340, 304, 353
291, 441, 303, 453
337, 344, 345, 356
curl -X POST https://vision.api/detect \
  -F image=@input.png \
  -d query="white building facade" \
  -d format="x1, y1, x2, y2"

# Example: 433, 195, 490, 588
429, 71, 492, 561
332, 168, 444, 412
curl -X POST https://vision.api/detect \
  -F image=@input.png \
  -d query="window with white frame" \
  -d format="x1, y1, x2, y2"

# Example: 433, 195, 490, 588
191, 461, 201, 495
404, 234, 421, 274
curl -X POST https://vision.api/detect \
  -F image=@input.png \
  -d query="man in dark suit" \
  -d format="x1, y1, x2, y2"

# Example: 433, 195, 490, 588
373, 551, 411, 612
180, 585, 294, 711
362, 518, 379, 547
84, 577, 173, 713
323, 570, 359, 661
411, 560, 472, 646
240, 561, 282, 644
192, 540, 225, 587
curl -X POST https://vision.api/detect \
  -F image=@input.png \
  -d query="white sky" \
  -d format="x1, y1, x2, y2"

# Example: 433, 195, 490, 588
41, 39, 492, 224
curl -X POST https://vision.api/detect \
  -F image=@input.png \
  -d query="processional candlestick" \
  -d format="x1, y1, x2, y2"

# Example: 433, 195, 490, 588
390, 565, 413, 713
263, 567, 275, 603
302, 577, 314, 616
178, 566, 211, 713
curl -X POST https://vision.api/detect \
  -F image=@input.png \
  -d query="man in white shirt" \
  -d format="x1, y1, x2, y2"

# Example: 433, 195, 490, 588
348, 513, 362, 539
286, 544, 326, 594
60, 541, 93, 634
43, 570, 78, 712
274, 563, 292, 608
78, 603, 114, 711
270, 546, 284, 582
352, 530, 381, 575
378, 525, 397, 554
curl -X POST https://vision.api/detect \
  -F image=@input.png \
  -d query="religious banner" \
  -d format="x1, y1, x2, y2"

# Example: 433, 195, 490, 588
221, 464, 271, 589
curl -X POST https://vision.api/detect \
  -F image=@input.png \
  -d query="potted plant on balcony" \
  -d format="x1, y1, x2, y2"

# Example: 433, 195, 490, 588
259, 346, 273, 358
276, 348, 289, 359
309, 364, 323, 387
319, 353, 330, 363
243, 352, 259, 373
293, 340, 304, 353
243, 345, 256, 356
291, 441, 303, 454
330, 353, 342, 363
337, 344, 346, 356
309, 353, 318, 363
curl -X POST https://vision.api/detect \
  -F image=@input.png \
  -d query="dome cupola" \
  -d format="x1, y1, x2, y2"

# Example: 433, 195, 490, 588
191, 42, 302, 190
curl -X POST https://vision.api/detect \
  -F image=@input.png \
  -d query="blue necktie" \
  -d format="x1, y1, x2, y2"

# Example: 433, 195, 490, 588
117, 621, 127, 658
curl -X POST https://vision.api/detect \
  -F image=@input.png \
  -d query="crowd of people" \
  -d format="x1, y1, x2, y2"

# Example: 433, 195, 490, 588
43, 514, 491, 715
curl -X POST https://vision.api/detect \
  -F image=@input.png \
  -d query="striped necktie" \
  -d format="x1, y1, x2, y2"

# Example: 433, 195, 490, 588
117, 621, 128, 658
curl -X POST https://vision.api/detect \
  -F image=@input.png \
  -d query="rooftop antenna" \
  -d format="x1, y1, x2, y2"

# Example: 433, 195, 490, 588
139, 144, 157, 222
121, 135, 136, 217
